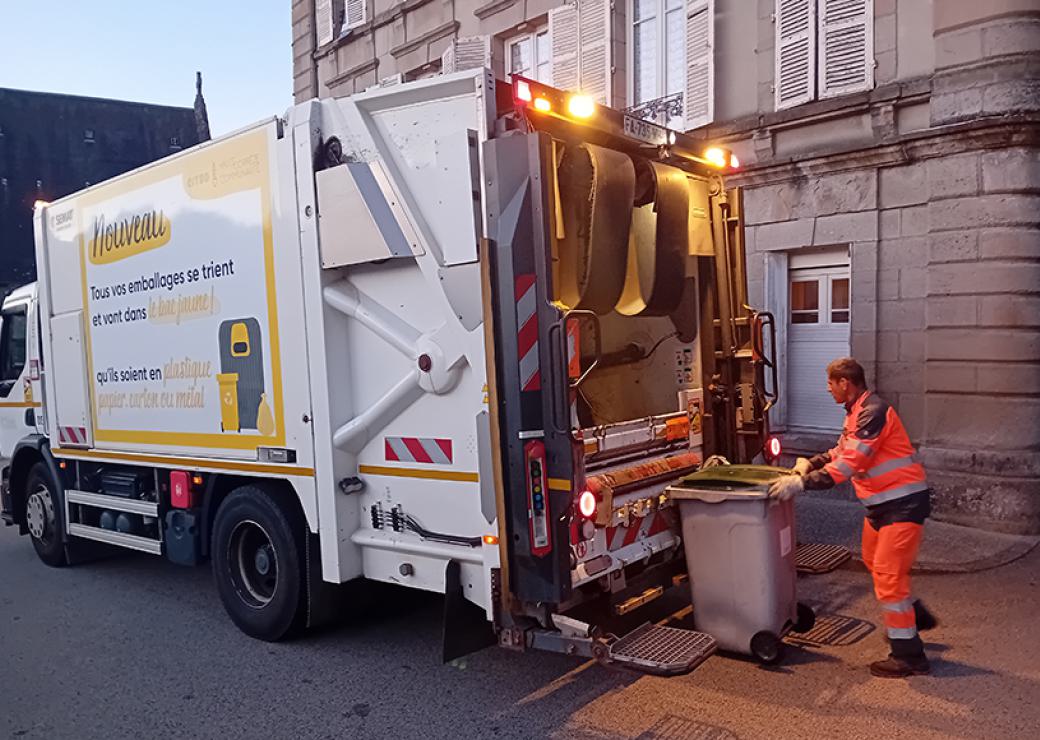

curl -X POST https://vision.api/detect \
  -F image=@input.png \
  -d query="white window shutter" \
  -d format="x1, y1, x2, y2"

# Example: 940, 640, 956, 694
578, 0, 612, 105
684, 0, 714, 129
441, 43, 456, 74
344, 0, 367, 31
818, 0, 873, 98
454, 36, 492, 71
316, 0, 335, 46
549, 3, 580, 93
442, 36, 490, 74
774, 0, 816, 110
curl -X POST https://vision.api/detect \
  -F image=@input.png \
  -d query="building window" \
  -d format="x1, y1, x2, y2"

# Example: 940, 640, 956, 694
790, 272, 849, 326
775, 0, 875, 111
506, 29, 551, 84
831, 277, 850, 323
632, 0, 685, 107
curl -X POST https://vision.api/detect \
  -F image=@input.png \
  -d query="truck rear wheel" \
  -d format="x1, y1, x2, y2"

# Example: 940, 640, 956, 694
211, 485, 305, 641
25, 462, 67, 567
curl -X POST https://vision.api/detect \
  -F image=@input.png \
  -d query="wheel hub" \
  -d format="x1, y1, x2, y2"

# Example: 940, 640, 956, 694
26, 488, 53, 540
254, 545, 273, 576
229, 520, 279, 608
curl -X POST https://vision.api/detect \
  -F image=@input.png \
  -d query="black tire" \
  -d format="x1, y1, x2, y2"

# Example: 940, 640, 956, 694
24, 462, 67, 567
793, 602, 816, 634
750, 630, 785, 665
211, 485, 306, 641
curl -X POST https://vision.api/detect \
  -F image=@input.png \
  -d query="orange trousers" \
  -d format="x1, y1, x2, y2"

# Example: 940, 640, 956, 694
861, 519, 924, 646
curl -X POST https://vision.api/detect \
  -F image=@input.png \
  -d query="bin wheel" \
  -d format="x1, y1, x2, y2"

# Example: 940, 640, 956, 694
793, 602, 816, 633
750, 631, 785, 665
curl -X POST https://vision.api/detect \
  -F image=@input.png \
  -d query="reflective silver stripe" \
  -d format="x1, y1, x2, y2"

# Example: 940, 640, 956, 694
829, 460, 855, 479
887, 626, 918, 640
850, 440, 873, 456
861, 480, 930, 507
863, 456, 917, 480
880, 597, 914, 613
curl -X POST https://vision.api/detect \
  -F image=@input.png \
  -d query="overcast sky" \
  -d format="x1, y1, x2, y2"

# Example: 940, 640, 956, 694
0, 1, 293, 135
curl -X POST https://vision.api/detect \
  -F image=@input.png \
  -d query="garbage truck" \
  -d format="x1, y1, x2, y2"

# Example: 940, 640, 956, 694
0, 70, 784, 673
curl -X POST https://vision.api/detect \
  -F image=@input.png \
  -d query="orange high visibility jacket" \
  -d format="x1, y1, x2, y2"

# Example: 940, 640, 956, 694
807, 391, 929, 508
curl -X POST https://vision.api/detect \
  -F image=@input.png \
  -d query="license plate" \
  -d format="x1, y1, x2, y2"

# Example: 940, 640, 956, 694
623, 114, 668, 147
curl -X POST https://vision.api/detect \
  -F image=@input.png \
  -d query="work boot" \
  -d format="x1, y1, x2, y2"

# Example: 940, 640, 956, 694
914, 600, 939, 631
869, 654, 930, 678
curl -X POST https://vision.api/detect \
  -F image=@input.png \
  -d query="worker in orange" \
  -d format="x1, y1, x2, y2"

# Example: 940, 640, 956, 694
768, 357, 937, 678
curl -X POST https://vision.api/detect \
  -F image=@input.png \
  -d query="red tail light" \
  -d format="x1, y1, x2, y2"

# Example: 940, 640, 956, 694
515, 80, 532, 103
765, 436, 782, 463
578, 490, 597, 518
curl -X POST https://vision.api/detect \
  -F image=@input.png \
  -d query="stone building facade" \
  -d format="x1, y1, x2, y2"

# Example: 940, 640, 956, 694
0, 89, 200, 294
292, 0, 1040, 533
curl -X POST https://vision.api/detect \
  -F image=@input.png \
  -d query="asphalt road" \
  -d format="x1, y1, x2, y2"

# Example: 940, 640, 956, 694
1, 524, 1038, 740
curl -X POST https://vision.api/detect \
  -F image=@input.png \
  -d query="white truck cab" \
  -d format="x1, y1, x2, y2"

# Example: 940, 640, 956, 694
0, 283, 43, 473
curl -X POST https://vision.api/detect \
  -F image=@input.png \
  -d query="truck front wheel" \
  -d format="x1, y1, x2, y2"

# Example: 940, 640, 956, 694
25, 462, 67, 567
211, 485, 305, 641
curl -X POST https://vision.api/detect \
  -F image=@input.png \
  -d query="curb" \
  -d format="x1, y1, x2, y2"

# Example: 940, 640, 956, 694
837, 536, 1040, 575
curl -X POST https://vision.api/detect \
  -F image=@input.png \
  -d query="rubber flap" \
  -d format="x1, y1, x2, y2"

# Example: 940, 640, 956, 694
615, 161, 689, 316
557, 143, 635, 314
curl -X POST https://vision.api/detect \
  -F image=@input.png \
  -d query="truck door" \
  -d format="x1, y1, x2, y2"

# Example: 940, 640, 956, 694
483, 131, 578, 606
0, 294, 37, 466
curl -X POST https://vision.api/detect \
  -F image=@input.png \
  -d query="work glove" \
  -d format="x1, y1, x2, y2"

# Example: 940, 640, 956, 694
792, 457, 813, 476
768, 474, 804, 501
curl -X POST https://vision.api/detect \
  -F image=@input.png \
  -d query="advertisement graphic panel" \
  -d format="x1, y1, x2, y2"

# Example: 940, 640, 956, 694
77, 128, 284, 451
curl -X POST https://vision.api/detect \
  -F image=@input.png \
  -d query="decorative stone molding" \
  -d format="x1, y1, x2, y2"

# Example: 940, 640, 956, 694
474, 0, 516, 20
390, 20, 459, 59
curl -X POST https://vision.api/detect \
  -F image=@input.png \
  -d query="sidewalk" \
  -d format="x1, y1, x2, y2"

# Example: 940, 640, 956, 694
796, 495, 1040, 573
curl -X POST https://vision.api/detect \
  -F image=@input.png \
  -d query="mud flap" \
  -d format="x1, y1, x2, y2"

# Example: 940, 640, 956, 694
305, 531, 342, 629
442, 559, 496, 663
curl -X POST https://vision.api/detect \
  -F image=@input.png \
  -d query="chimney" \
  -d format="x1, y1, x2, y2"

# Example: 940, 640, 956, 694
194, 71, 211, 142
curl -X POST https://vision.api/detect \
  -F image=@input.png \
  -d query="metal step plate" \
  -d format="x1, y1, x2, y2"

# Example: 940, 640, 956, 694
796, 543, 851, 574
785, 614, 875, 648
608, 622, 717, 676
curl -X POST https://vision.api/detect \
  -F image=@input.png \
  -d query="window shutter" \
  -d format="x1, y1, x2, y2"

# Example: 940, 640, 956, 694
316, 0, 335, 46
818, 0, 873, 98
442, 36, 490, 74
549, 3, 580, 93
344, 0, 367, 31
684, 0, 714, 129
578, 0, 612, 105
774, 0, 816, 110
441, 43, 456, 73
455, 36, 492, 71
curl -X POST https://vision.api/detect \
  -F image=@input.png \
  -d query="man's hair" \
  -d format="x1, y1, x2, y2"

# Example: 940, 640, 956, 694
827, 357, 867, 388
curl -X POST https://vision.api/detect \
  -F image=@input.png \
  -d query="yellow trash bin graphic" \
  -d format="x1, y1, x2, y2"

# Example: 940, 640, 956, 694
217, 372, 240, 432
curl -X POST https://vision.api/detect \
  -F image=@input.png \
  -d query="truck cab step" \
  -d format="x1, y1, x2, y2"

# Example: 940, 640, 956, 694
607, 622, 716, 675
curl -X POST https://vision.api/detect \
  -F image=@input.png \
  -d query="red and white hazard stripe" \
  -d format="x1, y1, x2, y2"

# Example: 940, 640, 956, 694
515, 274, 540, 392
384, 436, 453, 465
58, 426, 88, 446
606, 510, 675, 551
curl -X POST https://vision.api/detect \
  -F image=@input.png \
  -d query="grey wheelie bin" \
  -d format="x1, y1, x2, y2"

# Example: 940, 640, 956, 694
667, 465, 815, 664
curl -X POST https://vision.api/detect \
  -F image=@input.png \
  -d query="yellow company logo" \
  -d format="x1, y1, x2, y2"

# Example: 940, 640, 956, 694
88, 209, 171, 264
